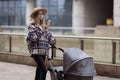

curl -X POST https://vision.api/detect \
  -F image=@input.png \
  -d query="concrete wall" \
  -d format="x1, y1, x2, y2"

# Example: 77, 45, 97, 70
73, 0, 85, 35
0, 27, 4, 51
26, 0, 35, 25
95, 62, 120, 78
114, 0, 120, 26
94, 26, 120, 63
0, 53, 120, 78
0, 53, 63, 67
73, 0, 113, 35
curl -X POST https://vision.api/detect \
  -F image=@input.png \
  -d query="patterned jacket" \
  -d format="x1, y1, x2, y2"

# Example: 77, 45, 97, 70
26, 24, 56, 55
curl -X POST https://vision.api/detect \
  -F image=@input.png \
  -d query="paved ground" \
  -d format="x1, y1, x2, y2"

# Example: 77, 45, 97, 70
0, 61, 119, 80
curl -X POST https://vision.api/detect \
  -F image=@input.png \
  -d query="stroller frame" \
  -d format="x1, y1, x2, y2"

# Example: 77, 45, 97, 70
47, 47, 64, 80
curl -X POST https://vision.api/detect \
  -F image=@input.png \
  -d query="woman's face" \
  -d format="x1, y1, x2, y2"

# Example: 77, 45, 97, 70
37, 11, 44, 20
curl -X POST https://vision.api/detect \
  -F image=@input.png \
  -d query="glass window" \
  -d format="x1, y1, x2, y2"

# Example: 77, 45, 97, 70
9, 1, 14, 8
3, 8, 8, 15
15, 8, 21, 15
65, 15, 72, 26
50, 0, 57, 6
0, 1, 2, 7
9, 8, 15, 16
22, 8, 25, 16
15, 1, 21, 7
35, 0, 72, 27
0, 0, 26, 25
58, 0, 65, 5
0, 9, 3, 14
3, 1, 8, 8
36, 2, 40, 6
21, 0, 26, 7
36, 0, 42, 6
15, 16, 21, 25
49, 7, 58, 15
21, 17, 25, 25
2, 15, 8, 25
0, 17, 2, 25
41, 0, 49, 6
58, 6, 64, 15
9, 15, 15, 25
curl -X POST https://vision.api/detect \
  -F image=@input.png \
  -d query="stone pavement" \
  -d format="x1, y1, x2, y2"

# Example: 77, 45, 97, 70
0, 61, 119, 80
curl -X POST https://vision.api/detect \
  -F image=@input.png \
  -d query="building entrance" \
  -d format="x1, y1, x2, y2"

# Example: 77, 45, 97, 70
84, 0, 113, 27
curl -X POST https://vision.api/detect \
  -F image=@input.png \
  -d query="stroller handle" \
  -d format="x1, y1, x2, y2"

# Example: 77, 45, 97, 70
47, 47, 64, 60
48, 47, 64, 53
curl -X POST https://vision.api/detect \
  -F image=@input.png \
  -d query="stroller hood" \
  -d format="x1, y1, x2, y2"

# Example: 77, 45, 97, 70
63, 48, 90, 73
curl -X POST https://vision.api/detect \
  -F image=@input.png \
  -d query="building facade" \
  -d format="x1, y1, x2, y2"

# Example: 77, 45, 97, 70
0, 0, 72, 27
0, 0, 120, 34
0, 0, 26, 25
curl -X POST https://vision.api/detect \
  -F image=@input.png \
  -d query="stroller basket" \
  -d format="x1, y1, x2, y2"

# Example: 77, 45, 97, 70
47, 48, 97, 80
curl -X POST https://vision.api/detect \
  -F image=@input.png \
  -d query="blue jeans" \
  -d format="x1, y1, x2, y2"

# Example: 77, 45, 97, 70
31, 55, 47, 80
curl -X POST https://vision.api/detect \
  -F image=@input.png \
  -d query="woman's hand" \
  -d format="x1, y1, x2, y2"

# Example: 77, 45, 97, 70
42, 20, 51, 30
55, 45, 59, 49
41, 24, 48, 32
46, 20, 51, 27
41, 20, 51, 32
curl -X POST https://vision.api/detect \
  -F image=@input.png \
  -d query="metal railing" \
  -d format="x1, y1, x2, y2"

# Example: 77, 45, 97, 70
0, 25, 95, 35
0, 32, 120, 64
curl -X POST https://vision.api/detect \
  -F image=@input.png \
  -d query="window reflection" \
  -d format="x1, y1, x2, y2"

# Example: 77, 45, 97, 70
0, 0, 71, 26
15, 1, 21, 7
3, 1, 8, 8
50, 0, 57, 6
0, 0, 26, 25
9, 1, 14, 8
3, 9, 8, 15
58, 0, 65, 5
0, 2, 2, 7
49, 7, 57, 15
3, 16, 8, 25
0, 9, 2, 14
36, 0, 72, 27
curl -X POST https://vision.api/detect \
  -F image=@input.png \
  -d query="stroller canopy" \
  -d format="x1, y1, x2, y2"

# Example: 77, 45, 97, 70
63, 48, 90, 72
63, 48, 96, 76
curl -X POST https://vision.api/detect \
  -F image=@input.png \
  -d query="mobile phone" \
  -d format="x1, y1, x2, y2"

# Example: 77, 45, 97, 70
46, 19, 51, 24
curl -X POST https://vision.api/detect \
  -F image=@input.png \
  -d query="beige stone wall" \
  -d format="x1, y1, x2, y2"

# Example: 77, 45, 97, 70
94, 25, 120, 63
95, 25, 120, 37
0, 53, 120, 77
95, 62, 120, 78
0, 27, 4, 51
114, 0, 120, 26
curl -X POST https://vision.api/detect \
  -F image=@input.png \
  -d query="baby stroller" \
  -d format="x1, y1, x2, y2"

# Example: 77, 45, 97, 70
47, 47, 97, 80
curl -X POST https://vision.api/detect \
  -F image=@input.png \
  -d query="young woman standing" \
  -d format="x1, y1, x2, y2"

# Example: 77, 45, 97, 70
26, 7, 58, 80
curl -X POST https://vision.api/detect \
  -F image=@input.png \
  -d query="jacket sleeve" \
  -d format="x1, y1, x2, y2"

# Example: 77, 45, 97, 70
26, 25, 38, 41
48, 32, 56, 47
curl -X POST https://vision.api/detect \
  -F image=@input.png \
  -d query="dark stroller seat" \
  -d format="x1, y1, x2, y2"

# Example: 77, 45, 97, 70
48, 66, 64, 80
47, 48, 97, 80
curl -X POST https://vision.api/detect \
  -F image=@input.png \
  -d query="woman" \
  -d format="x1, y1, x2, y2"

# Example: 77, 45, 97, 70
26, 7, 58, 80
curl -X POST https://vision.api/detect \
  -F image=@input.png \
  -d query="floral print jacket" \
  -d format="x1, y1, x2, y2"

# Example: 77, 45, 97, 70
26, 24, 56, 55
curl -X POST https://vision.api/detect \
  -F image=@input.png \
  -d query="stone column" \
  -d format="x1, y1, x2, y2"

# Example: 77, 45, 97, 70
114, 0, 120, 26
72, 0, 85, 35
26, 0, 35, 25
